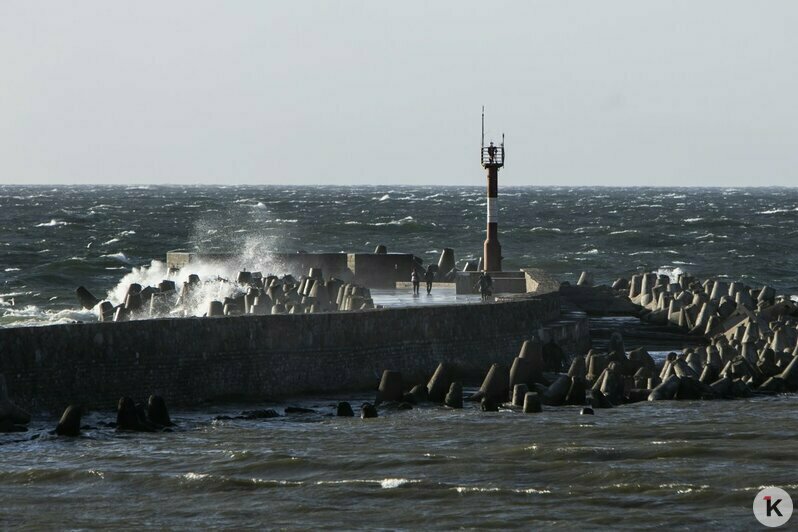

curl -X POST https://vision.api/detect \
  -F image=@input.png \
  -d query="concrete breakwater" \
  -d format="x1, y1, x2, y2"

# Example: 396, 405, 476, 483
0, 290, 579, 413
620, 272, 798, 390
563, 270, 798, 399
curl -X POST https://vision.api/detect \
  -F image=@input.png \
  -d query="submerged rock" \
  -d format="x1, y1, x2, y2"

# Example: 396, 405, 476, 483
444, 382, 463, 409
336, 402, 354, 417
360, 403, 378, 419
55, 405, 83, 437
147, 395, 174, 427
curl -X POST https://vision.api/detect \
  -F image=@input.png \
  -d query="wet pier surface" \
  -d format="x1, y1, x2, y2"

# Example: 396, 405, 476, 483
371, 287, 483, 307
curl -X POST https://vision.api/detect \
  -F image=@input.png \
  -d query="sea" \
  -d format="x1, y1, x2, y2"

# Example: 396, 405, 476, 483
1, 185, 798, 529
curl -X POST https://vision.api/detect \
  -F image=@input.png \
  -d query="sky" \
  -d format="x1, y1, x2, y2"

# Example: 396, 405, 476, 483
1, 1, 797, 186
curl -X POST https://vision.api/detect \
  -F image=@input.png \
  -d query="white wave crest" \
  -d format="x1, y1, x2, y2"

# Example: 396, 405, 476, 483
35, 219, 69, 227
758, 207, 797, 214
530, 227, 562, 233
103, 252, 132, 264
373, 216, 415, 226
655, 266, 685, 283
0, 305, 96, 327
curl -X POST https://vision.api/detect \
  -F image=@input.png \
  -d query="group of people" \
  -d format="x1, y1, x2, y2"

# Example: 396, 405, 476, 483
410, 267, 493, 301
410, 267, 435, 295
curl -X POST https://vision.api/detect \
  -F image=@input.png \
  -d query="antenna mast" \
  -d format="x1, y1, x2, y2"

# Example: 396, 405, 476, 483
481, 106, 485, 150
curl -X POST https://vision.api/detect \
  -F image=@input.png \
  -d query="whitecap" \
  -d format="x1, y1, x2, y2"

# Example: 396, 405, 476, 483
609, 229, 639, 235
102, 238, 121, 245
182, 472, 210, 481
310, 478, 421, 489
377, 194, 390, 201
655, 266, 684, 282
683, 218, 703, 223
0, 305, 96, 327
455, 486, 500, 493
758, 208, 796, 214
374, 216, 415, 226
380, 478, 416, 489
0, 292, 28, 298
103, 252, 132, 264
4, 268, 20, 272
35, 219, 69, 227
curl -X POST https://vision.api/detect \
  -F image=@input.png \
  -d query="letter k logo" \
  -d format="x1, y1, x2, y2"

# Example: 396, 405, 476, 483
754, 487, 792, 527
765, 496, 783, 517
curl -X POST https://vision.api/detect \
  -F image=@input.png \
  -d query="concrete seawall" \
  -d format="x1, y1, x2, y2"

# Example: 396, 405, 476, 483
0, 292, 580, 412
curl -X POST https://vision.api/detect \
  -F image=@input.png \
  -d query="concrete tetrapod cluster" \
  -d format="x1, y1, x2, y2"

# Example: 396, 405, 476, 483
407, 327, 798, 412
201, 269, 375, 316
466, 337, 588, 412
334, 363, 470, 420
356, 339, 572, 420
619, 272, 797, 339
0, 385, 175, 437
580, 330, 798, 403
76, 268, 376, 322
613, 271, 798, 395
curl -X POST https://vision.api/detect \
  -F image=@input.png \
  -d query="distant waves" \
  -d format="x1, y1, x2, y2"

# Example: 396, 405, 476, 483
0, 185, 797, 327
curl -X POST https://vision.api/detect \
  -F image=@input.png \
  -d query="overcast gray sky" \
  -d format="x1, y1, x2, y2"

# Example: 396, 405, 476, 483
1, 1, 796, 186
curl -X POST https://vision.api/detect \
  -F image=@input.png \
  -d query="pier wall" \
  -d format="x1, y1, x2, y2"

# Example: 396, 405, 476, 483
0, 293, 579, 412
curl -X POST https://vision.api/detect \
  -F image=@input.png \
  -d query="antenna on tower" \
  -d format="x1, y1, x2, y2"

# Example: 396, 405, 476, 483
481, 106, 485, 150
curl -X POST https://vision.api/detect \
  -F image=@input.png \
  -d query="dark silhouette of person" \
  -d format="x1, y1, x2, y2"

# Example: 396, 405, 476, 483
542, 340, 566, 373
411, 269, 420, 295
475, 272, 493, 301
487, 141, 497, 163
424, 267, 435, 295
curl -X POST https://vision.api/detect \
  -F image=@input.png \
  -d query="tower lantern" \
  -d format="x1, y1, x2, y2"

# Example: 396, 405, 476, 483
481, 108, 505, 272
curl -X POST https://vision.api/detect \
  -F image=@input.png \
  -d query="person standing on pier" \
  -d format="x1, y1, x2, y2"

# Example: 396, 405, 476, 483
475, 272, 493, 301
424, 266, 435, 295
411, 269, 420, 295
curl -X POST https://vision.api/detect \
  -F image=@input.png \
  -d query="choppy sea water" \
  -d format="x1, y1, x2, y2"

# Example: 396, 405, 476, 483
2, 186, 798, 529
2, 185, 797, 326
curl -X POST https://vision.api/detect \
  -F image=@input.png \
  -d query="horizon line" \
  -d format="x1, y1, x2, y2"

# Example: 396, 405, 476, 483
2, 183, 798, 189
